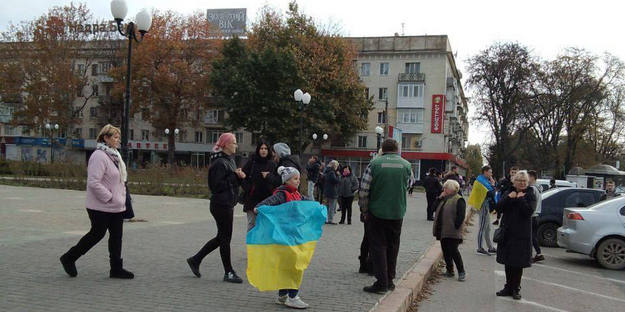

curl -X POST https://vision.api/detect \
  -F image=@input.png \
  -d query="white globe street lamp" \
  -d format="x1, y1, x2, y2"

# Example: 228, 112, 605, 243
45, 123, 59, 163
294, 89, 311, 160
110, 0, 152, 164
312, 133, 318, 140
323, 133, 328, 140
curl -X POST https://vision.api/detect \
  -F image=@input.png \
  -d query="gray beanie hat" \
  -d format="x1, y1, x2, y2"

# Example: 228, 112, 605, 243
278, 166, 300, 184
273, 143, 291, 159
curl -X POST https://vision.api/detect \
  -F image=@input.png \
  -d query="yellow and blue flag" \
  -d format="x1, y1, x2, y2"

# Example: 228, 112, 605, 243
246, 200, 327, 291
467, 175, 495, 210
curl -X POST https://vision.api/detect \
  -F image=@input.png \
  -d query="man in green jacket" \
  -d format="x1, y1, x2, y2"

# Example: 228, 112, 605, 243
359, 139, 412, 293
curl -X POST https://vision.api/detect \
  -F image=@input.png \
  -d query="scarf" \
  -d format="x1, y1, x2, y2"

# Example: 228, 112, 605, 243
96, 142, 127, 183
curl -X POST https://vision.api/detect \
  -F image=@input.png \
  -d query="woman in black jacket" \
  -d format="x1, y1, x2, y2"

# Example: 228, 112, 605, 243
241, 140, 277, 230
338, 165, 359, 224
187, 133, 246, 283
495, 170, 536, 300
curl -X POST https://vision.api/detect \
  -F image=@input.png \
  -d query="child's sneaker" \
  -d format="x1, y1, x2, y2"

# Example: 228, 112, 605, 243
276, 295, 288, 305
285, 296, 309, 309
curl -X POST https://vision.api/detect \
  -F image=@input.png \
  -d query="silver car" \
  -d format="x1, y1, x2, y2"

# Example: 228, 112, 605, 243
557, 196, 625, 270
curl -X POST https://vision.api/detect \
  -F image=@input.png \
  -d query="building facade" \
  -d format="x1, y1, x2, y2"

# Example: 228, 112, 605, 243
1, 35, 468, 177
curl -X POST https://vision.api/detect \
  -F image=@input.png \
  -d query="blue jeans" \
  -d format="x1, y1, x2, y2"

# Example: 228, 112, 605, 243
279, 289, 299, 298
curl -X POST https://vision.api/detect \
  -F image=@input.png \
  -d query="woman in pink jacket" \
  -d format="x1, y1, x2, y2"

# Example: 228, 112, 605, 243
60, 124, 134, 279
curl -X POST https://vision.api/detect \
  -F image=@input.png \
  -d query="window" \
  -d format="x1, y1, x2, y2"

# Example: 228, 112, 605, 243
235, 132, 243, 145
399, 84, 423, 98
91, 64, 98, 76
141, 129, 149, 141
205, 109, 219, 124
251, 133, 260, 145
380, 63, 389, 76
399, 109, 424, 124
358, 136, 367, 148
378, 88, 388, 100
195, 131, 203, 143
92, 85, 99, 96
364, 88, 369, 99
402, 135, 409, 149
74, 107, 83, 118
405, 62, 420, 74
77, 64, 85, 75
73, 128, 82, 138
100, 62, 112, 74
89, 107, 97, 118
130, 129, 134, 140
360, 63, 370, 76
88, 128, 97, 139
377, 112, 386, 124
564, 191, 596, 207
207, 131, 222, 144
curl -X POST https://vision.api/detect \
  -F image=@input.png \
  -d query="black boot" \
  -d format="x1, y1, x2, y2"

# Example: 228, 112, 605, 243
110, 258, 134, 279
187, 257, 201, 278
60, 253, 78, 277
496, 286, 512, 297
512, 289, 522, 300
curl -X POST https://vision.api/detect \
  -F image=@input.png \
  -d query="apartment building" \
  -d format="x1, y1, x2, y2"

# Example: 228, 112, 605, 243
1, 35, 468, 175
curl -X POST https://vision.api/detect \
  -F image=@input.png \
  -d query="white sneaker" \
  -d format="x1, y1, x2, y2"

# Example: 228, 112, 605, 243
285, 296, 309, 309
276, 295, 287, 305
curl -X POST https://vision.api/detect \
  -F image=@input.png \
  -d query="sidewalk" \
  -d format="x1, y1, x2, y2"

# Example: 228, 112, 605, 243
0, 185, 436, 312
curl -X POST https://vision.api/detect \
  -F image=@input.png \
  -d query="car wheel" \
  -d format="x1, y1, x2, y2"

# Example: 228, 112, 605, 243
596, 238, 625, 270
537, 223, 559, 247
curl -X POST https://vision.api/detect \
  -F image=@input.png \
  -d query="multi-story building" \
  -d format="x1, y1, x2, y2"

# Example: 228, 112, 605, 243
1, 35, 468, 178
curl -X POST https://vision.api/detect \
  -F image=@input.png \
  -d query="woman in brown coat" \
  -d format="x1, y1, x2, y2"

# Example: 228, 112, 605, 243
433, 179, 467, 281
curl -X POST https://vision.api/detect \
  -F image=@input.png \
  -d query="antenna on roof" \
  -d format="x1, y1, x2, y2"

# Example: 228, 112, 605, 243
401, 22, 405, 36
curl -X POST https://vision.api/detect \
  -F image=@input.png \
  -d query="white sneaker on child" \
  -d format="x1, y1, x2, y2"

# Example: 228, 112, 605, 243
276, 295, 288, 305
285, 296, 309, 309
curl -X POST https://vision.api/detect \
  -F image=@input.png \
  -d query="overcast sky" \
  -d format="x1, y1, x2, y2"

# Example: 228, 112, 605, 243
2, 0, 623, 147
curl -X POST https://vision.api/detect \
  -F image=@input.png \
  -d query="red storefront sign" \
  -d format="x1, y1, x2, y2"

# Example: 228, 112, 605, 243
431, 95, 445, 133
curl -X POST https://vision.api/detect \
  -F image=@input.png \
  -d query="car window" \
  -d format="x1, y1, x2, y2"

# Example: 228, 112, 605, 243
564, 191, 595, 207
620, 207, 625, 216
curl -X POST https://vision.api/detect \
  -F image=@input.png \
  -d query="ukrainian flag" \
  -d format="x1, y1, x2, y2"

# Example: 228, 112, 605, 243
467, 175, 495, 210
246, 200, 327, 291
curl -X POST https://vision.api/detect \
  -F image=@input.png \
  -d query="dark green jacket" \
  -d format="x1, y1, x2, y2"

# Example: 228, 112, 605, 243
360, 153, 412, 220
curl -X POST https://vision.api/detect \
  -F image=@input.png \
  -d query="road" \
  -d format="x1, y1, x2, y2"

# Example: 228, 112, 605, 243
418, 214, 625, 312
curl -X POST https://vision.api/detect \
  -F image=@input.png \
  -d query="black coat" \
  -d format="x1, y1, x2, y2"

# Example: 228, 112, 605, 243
241, 155, 277, 212
424, 175, 442, 197
208, 152, 241, 207
495, 187, 536, 268
323, 167, 340, 199
306, 161, 321, 183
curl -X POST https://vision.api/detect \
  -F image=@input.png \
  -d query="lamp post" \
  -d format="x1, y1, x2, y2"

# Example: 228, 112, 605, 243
111, 0, 152, 164
294, 89, 311, 161
375, 126, 384, 152
312, 133, 328, 143
45, 123, 59, 163
164, 128, 179, 166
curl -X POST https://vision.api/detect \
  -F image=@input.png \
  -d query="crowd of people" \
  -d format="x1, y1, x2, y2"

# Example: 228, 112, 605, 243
63, 124, 618, 307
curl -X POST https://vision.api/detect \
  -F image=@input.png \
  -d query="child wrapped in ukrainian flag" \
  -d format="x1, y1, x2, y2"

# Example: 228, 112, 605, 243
248, 166, 327, 309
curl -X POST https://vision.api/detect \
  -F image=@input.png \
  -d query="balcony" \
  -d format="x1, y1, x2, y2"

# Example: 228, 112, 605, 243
398, 72, 425, 83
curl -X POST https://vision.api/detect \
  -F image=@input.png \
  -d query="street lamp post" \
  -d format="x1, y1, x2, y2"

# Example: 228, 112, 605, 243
164, 128, 179, 166
45, 123, 59, 163
111, 0, 152, 164
294, 89, 311, 161
375, 126, 384, 152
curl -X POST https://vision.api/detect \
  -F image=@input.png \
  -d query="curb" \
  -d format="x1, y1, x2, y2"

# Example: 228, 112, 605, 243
372, 208, 475, 312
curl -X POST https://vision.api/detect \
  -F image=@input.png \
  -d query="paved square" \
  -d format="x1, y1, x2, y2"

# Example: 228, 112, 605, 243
0, 185, 433, 311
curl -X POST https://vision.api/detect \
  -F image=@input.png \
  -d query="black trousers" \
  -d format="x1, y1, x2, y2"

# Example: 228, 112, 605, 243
192, 202, 234, 273
359, 220, 370, 268
339, 196, 354, 224
440, 238, 465, 273
65, 209, 124, 262
367, 214, 403, 288
505, 266, 524, 291
531, 217, 542, 255
426, 194, 437, 220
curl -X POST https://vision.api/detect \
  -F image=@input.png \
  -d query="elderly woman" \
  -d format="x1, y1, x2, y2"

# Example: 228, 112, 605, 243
432, 180, 466, 281
323, 160, 340, 224
495, 170, 536, 300
60, 124, 134, 279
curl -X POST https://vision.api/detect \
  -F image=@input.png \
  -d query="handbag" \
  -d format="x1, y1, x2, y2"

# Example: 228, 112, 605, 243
493, 225, 505, 243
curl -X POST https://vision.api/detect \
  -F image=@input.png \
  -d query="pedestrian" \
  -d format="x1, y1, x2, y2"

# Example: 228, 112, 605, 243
252, 166, 311, 309
494, 166, 518, 226
600, 179, 619, 200
338, 165, 359, 225
360, 139, 412, 293
241, 139, 277, 231
59, 124, 134, 279
424, 168, 443, 221
187, 132, 246, 283
358, 150, 382, 276
407, 172, 416, 196
306, 156, 321, 199
432, 179, 467, 281
323, 160, 340, 224
316, 162, 325, 203
495, 170, 536, 300
468, 165, 497, 256
528, 170, 544, 262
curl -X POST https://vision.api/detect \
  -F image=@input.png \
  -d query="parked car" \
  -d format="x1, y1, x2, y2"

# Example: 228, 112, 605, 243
536, 179, 577, 191
557, 196, 625, 270
536, 187, 605, 247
